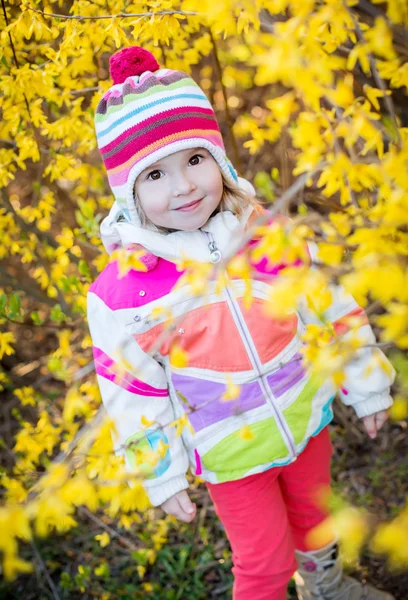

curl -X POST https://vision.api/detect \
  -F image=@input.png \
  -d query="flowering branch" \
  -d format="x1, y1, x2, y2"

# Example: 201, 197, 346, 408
21, 4, 198, 21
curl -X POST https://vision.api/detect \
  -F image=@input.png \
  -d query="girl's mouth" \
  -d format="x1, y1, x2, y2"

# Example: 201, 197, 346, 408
175, 198, 203, 212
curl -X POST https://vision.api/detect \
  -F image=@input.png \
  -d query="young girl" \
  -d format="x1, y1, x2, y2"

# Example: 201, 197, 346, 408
87, 46, 395, 600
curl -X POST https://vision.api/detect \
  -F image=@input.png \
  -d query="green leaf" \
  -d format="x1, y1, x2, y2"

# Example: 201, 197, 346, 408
131, 550, 149, 565
0, 293, 7, 315
30, 311, 45, 325
254, 171, 275, 202
60, 571, 73, 590
11, 407, 23, 424
47, 356, 68, 381
50, 304, 66, 324
94, 563, 110, 578
9, 292, 22, 318
78, 260, 92, 278
271, 167, 280, 182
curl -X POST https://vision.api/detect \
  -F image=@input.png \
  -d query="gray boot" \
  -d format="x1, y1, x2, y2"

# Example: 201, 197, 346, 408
295, 541, 395, 600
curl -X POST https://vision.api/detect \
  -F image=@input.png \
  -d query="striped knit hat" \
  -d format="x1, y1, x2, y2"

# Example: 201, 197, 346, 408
95, 46, 240, 224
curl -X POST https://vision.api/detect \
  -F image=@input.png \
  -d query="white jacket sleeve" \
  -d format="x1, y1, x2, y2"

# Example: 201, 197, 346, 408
297, 242, 395, 418
87, 290, 189, 506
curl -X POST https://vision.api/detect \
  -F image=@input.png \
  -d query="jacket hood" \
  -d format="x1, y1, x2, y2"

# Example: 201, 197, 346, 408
100, 177, 256, 265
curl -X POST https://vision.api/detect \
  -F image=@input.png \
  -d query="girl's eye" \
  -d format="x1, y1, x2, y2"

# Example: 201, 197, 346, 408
189, 154, 203, 166
147, 170, 162, 181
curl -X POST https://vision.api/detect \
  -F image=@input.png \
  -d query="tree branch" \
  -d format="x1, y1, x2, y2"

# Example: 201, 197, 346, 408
22, 5, 198, 21
347, 4, 402, 148
209, 28, 242, 174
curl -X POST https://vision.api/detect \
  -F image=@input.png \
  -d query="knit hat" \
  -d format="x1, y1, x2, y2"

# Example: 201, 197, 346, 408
95, 46, 243, 225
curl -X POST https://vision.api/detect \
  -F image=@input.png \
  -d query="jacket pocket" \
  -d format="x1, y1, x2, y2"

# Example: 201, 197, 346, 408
200, 417, 289, 483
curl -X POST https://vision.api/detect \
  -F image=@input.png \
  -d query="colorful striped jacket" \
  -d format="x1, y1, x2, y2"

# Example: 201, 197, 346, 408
87, 208, 394, 506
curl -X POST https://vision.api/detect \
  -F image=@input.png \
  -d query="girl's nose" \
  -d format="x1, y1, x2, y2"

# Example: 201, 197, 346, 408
173, 172, 197, 196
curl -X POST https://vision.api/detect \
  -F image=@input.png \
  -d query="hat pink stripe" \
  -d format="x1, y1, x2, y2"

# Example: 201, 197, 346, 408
103, 116, 222, 170
99, 106, 217, 154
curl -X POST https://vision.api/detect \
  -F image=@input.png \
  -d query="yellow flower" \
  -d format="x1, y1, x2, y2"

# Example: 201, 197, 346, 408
110, 247, 147, 278
388, 396, 408, 421
377, 304, 408, 348
371, 507, 408, 568
3, 478, 28, 503
137, 565, 146, 578
266, 92, 299, 125
0, 505, 32, 554
317, 243, 344, 266
37, 463, 70, 492
239, 425, 254, 441
169, 343, 188, 368
13, 386, 37, 406
156, 439, 169, 459
0, 332, 16, 360
307, 507, 369, 563
326, 75, 355, 109
170, 414, 194, 437
60, 474, 99, 511
3, 554, 33, 581
365, 17, 397, 60
95, 532, 110, 548
30, 492, 77, 537
222, 375, 241, 401
141, 415, 155, 428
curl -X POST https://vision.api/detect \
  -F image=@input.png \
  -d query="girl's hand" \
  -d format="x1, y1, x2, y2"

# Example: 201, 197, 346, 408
362, 410, 389, 439
161, 490, 197, 523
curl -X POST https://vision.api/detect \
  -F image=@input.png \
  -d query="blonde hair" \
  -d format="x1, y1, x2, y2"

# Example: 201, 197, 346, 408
134, 171, 262, 233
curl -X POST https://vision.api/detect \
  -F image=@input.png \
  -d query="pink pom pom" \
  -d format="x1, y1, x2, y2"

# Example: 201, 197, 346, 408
140, 252, 159, 271
109, 47, 160, 85
124, 244, 159, 271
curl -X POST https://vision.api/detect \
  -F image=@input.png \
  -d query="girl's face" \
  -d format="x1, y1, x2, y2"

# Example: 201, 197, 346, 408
134, 148, 224, 231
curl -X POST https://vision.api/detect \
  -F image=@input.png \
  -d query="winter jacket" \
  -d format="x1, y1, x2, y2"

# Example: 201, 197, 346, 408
86, 206, 395, 506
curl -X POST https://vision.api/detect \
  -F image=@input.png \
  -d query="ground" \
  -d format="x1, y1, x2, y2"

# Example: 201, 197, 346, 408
1, 403, 407, 599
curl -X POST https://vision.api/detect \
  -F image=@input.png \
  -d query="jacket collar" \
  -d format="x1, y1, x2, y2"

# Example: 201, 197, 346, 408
100, 202, 253, 267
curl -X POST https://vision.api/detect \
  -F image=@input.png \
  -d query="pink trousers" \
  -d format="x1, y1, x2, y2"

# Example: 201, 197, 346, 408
206, 427, 333, 600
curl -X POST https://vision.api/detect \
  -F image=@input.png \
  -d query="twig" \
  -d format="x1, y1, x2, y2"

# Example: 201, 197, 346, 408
209, 28, 242, 174
30, 539, 62, 600
22, 5, 198, 21
69, 86, 100, 94
1, 0, 43, 151
0, 139, 17, 148
1, 0, 20, 70
188, 493, 210, 561
0, 272, 55, 306
334, 400, 365, 442
347, 4, 402, 148
3, 314, 83, 331
78, 506, 139, 552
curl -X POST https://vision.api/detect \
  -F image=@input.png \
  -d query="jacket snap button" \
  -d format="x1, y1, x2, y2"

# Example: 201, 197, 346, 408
139, 290, 146, 297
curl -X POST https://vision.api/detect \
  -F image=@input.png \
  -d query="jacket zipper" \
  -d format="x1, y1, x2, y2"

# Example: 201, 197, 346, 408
203, 231, 296, 459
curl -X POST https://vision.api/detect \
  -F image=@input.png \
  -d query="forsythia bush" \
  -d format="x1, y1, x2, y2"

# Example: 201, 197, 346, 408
1, 0, 407, 586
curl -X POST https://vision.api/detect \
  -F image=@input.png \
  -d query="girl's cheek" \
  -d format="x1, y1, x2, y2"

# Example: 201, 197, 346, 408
146, 196, 168, 218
